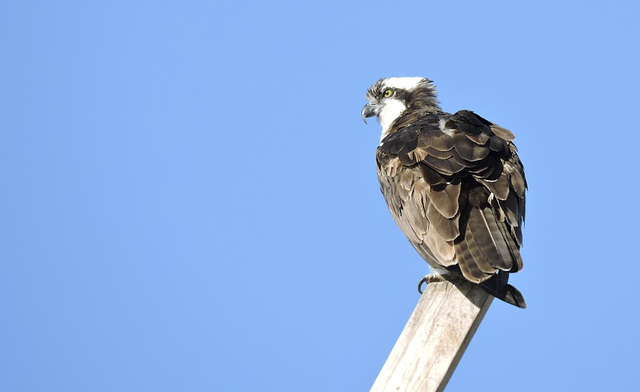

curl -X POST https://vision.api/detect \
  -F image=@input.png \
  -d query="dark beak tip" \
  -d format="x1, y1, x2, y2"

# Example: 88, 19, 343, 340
361, 103, 378, 124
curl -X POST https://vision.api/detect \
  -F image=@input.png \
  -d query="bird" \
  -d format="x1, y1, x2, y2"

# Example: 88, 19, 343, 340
362, 77, 527, 308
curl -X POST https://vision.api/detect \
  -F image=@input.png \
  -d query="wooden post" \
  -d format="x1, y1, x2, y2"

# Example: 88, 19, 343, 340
370, 280, 493, 392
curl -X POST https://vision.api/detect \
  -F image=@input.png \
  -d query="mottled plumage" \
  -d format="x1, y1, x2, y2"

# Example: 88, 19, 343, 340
362, 77, 527, 308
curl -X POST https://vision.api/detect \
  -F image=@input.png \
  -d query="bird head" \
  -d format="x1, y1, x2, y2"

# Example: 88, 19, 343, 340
362, 77, 440, 139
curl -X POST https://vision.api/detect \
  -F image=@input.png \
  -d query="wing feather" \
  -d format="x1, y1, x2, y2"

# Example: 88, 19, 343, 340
427, 183, 461, 219
376, 109, 526, 298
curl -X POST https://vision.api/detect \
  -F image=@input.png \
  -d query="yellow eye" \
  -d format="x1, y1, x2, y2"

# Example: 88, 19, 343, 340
383, 89, 394, 98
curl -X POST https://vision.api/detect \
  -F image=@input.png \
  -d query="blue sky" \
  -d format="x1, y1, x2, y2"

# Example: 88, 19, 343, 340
2, 1, 639, 391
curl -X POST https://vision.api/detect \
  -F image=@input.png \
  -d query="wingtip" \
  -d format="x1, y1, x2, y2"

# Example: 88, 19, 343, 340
477, 274, 527, 309
504, 284, 527, 309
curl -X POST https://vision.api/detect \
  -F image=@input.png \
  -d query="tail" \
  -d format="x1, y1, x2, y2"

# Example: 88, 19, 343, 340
478, 270, 526, 309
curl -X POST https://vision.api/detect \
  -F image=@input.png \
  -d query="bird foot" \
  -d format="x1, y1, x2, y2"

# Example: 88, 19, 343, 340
418, 274, 455, 294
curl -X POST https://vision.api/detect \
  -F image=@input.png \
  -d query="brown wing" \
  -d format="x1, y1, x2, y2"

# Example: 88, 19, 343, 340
376, 110, 526, 284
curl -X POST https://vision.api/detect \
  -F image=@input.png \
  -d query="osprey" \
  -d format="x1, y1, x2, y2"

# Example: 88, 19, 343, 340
362, 77, 527, 308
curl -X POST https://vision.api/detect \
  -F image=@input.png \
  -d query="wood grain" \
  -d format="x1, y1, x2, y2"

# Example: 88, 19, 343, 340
370, 280, 493, 392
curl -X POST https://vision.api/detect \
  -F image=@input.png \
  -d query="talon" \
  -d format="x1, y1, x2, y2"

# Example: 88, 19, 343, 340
417, 273, 447, 294
418, 277, 427, 294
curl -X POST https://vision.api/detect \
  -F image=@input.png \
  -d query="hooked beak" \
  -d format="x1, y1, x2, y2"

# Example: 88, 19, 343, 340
361, 103, 382, 124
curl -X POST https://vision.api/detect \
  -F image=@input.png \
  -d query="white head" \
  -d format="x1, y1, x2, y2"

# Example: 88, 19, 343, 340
362, 77, 439, 140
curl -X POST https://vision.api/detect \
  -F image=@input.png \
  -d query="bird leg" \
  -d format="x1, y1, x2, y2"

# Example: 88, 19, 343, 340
418, 273, 458, 294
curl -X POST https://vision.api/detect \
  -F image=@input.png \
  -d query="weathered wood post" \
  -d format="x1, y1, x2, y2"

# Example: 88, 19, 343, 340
370, 280, 493, 392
